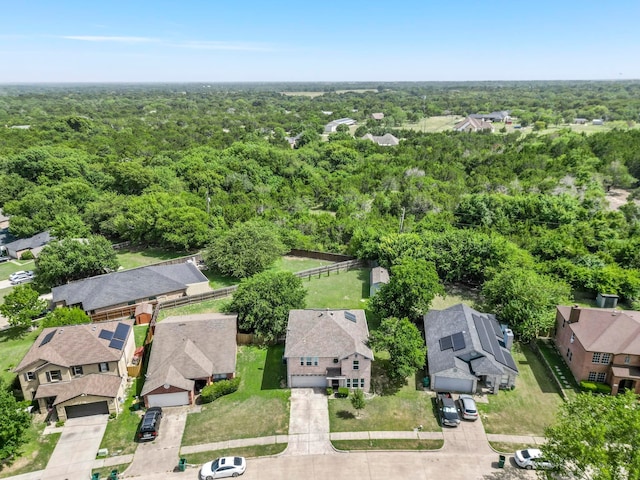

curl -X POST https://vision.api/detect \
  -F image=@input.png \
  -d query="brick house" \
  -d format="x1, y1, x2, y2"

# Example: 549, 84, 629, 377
284, 309, 373, 391
555, 305, 640, 395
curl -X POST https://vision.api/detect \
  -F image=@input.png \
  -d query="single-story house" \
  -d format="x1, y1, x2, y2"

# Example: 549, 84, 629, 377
425, 304, 518, 394
141, 313, 237, 407
453, 117, 495, 133
555, 305, 640, 395
361, 133, 399, 146
4, 231, 52, 259
52, 262, 211, 322
324, 118, 356, 133
371, 112, 384, 120
469, 111, 511, 123
593, 119, 604, 125
369, 266, 389, 297
15, 320, 135, 420
574, 118, 588, 124
284, 309, 373, 391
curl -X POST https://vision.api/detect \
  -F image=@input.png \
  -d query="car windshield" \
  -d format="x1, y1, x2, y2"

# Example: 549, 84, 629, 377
522, 450, 532, 459
443, 406, 457, 413
211, 459, 219, 470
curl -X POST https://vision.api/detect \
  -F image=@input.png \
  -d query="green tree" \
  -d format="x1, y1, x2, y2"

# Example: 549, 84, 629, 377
0, 285, 47, 328
371, 258, 443, 321
350, 388, 366, 418
543, 390, 640, 480
369, 317, 426, 381
227, 270, 306, 341
204, 220, 288, 278
155, 206, 213, 251
35, 235, 119, 287
41, 307, 90, 328
0, 379, 31, 461
481, 267, 571, 340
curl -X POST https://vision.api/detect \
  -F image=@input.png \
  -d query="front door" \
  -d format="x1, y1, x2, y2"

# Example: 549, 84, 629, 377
332, 379, 339, 390
619, 379, 635, 392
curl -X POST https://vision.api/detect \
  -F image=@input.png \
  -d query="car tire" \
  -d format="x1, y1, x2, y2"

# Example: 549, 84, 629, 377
232, 474, 239, 478
206, 476, 213, 480
525, 465, 533, 470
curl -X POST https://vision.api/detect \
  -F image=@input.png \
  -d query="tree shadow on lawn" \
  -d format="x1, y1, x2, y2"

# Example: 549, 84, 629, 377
261, 344, 287, 390
0, 325, 33, 342
358, 268, 370, 301
371, 358, 406, 396
336, 410, 356, 420
521, 344, 563, 395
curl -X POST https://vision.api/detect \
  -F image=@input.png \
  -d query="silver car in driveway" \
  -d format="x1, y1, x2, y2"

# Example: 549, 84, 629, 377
458, 394, 478, 421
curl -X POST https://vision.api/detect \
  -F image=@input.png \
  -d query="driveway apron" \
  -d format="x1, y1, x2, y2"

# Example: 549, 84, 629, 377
285, 388, 333, 455
124, 409, 188, 477
43, 414, 109, 480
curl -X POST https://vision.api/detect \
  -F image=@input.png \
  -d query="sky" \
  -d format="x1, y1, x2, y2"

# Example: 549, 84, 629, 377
0, 0, 639, 83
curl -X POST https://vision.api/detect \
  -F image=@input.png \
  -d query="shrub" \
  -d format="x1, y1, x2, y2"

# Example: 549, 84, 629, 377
595, 383, 612, 394
20, 250, 34, 260
55, 420, 65, 427
580, 381, 612, 394
200, 377, 240, 404
326, 388, 334, 396
337, 387, 349, 398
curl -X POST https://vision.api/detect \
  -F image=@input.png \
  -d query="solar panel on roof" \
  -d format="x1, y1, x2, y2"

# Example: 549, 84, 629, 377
98, 329, 114, 341
439, 335, 453, 351
451, 332, 466, 351
113, 322, 130, 341
473, 314, 494, 355
40, 330, 57, 347
108, 338, 125, 350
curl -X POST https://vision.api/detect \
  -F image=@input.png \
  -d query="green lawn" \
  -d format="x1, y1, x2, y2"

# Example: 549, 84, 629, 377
0, 327, 40, 386
91, 463, 131, 479
116, 248, 189, 270
0, 259, 35, 280
157, 298, 228, 320
181, 444, 287, 465
98, 378, 144, 456
0, 425, 59, 478
536, 338, 579, 400
303, 268, 370, 310
332, 439, 443, 451
402, 115, 464, 133
182, 345, 290, 446
430, 283, 481, 311
269, 256, 332, 274
477, 343, 564, 436
0, 286, 13, 305
133, 325, 148, 348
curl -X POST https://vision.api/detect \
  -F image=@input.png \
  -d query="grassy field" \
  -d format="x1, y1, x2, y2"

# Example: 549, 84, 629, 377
0, 426, 59, 478
98, 378, 144, 456
0, 327, 40, 386
402, 115, 464, 132
477, 343, 564, 436
536, 338, 579, 400
181, 345, 290, 446
430, 283, 481, 311
0, 259, 35, 280
332, 439, 443, 451
303, 268, 369, 310
181, 444, 287, 465
115, 248, 188, 270
133, 325, 148, 347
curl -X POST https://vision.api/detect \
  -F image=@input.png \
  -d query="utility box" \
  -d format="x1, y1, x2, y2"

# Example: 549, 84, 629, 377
596, 293, 618, 308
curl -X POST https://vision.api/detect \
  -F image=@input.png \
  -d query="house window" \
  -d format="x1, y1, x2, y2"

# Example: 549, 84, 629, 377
592, 352, 601, 364
596, 372, 606, 383
624, 355, 631, 365
562, 320, 565, 328
570, 333, 575, 343
72, 366, 83, 376
99, 362, 109, 372
213, 374, 227, 381
346, 379, 351, 388
568, 350, 572, 361
588, 372, 597, 381
600, 353, 611, 364
353, 360, 359, 370
300, 357, 304, 366
24, 372, 36, 381
46, 370, 62, 382
360, 378, 365, 388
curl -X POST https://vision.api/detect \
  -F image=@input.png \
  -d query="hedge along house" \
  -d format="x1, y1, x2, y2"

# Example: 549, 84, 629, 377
14, 320, 135, 421
425, 304, 518, 394
141, 313, 237, 408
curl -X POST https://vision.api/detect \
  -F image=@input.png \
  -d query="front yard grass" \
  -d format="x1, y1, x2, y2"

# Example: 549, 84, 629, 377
181, 444, 287, 465
0, 327, 40, 386
536, 338, 579, 400
0, 259, 35, 280
116, 248, 187, 270
181, 345, 290, 446
0, 425, 60, 478
477, 343, 564, 436
98, 378, 144, 456
489, 441, 532, 454
332, 439, 443, 451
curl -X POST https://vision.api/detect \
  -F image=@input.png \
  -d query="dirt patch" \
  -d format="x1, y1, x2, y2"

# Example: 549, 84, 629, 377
605, 188, 632, 211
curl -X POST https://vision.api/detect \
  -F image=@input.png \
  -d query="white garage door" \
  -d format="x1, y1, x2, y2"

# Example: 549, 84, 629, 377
147, 391, 190, 407
290, 375, 327, 388
432, 376, 474, 393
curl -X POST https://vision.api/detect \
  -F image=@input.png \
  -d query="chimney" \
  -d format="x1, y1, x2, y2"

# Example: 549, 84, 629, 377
503, 328, 514, 350
569, 305, 581, 323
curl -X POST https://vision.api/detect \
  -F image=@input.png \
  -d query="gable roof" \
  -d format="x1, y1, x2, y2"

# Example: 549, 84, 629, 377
370, 266, 389, 285
15, 320, 133, 372
141, 313, 237, 396
284, 309, 373, 360
557, 306, 640, 355
5, 231, 51, 251
361, 133, 399, 146
453, 116, 494, 132
424, 304, 517, 377
35, 373, 122, 405
52, 262, 208, 311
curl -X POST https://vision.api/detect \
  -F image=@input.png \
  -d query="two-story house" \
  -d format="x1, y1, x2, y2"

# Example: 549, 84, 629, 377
15, 320, 135, 420
555, 305, 640, 395
284, 309, 373, 391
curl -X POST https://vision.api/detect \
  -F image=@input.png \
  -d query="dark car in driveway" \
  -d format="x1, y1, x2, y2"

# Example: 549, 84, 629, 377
436, 392, 460, 427
138, 406, 163, 441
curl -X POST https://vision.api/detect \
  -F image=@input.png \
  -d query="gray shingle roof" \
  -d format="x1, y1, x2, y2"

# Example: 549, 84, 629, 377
141, 313, 237, 396
424, 304, 517, 378
284, 309, 373, 360
15, 320, 133, 372
5, 231, 51, 251
52, 262, 208, 311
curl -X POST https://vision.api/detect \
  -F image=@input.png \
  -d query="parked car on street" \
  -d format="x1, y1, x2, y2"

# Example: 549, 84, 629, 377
138, 406, 163, 441
436, 392, 460, 427
200, 456, 247, 479
514, 448, 554, 470
9, 271, 35, 285
457, 394, 478, 421
9, 271, 28, 281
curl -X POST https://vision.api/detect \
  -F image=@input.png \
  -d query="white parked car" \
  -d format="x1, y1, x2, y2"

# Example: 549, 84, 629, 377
458, 394, 478, 421
200, 456, 246, 479
514, 448, 554, 470
9, 271, 35, 285
9, 271, 28, 281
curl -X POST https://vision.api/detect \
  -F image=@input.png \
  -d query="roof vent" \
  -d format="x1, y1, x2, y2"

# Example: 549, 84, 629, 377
344, 311, 357, 323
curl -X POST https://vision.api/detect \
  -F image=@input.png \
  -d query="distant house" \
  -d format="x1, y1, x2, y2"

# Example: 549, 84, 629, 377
324, 118, 356, 133
453, 116, 495, 133
285, 133, 301, 148
554, 305, 640, 395
4, 231, 52, 259
425, 304, 518, 394
284, 309, 373, 391
52, 262, 211, 321
469, 111, 511, 123
371, 112, 384, 120
369, 266, 389, 297
15, 320, 135, 420
361, 133, 399, 146
574, 118, 588, 124
592, 119, 604, 126
141, 314, 237, 407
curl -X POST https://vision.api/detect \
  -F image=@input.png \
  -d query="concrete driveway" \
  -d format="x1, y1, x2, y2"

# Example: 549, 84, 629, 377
285, 388, 333, 455
43, 414, 109, 480
124, 408, 188, 477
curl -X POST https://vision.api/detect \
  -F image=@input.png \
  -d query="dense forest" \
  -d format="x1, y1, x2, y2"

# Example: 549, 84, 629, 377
1, 81, 639, 337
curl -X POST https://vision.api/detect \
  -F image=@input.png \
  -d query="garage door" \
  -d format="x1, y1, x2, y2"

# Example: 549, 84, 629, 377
147, 391, 190, 407
432, 376, 474, 393
65, 401, 109, 419
290, 375, 326, 388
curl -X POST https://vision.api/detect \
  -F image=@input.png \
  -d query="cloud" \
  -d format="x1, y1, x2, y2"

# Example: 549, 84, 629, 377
61, 36, 158, 43
174, 41, 274, 52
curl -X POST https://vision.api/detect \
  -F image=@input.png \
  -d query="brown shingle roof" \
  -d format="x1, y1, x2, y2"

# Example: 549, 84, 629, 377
35, 374, 122, 405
